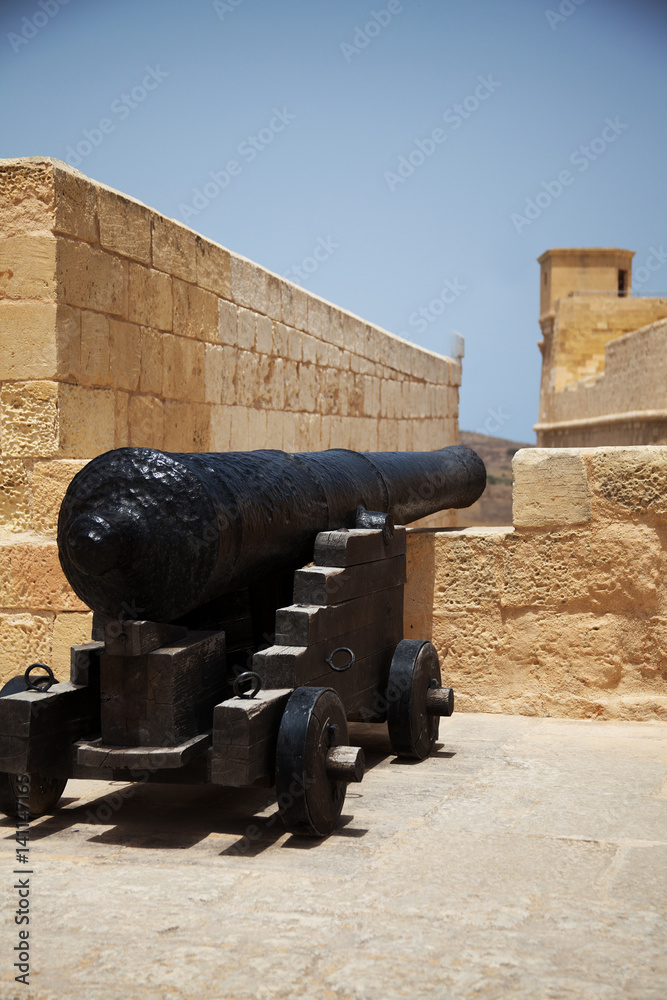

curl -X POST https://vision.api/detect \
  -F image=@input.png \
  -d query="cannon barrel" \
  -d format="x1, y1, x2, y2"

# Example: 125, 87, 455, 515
57, 445, 486, 622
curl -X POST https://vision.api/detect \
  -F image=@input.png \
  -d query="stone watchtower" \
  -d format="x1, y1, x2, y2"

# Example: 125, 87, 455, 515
535, 248, 667, 446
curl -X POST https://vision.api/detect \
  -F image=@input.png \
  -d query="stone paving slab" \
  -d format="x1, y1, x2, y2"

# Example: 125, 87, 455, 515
1, 713, 666, 999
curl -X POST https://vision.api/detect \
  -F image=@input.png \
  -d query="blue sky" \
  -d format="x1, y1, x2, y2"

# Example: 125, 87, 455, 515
2, 0, 666, 442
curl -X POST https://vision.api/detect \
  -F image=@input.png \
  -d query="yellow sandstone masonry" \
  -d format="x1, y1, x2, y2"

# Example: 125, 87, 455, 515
406, 446, 667, 721
0, 156, 460, 684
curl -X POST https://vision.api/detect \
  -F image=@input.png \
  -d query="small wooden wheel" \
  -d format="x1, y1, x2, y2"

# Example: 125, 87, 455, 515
0, 773, 67, 819
275, 686, 363, 838
387, 640, 443, 759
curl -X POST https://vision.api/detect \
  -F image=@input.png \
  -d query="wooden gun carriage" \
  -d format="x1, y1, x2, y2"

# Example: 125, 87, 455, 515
0, 444, 485, 838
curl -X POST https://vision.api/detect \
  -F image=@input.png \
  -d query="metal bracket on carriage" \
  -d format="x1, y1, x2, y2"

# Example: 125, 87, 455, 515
355, 506, 394, 543
325, 647, 355, 673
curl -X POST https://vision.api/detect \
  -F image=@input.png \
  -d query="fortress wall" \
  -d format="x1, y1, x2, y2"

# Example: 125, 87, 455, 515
406, 446, 667, 721
536, 319, 667, 447
0, 156, 459, 683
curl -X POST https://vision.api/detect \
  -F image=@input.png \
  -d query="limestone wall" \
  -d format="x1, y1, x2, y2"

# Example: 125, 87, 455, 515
0, 156, 459, 685
405, 446, 667, 720
536, 319, 667, 446
537, 293, 667, 446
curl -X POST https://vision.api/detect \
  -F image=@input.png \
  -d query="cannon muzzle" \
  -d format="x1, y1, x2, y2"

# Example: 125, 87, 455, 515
58, 445, 485, 622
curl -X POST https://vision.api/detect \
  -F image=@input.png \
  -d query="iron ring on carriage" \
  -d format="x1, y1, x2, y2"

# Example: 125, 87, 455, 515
24, 663, 56, 692
325, 647, 355, 672
233, 671, 263, 699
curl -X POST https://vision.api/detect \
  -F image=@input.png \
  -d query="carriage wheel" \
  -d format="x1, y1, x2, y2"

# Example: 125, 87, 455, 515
276, 687, 364, 838
387, 640, 453, 759
0, 675, 68, 818
0, 772, 68, 819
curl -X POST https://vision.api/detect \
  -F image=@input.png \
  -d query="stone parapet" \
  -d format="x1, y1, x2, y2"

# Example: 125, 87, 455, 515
405, 446, 667, 720
0, 156, 459, 682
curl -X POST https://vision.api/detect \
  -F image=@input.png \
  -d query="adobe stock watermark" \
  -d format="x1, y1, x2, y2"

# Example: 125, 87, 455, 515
340, 1, 406, 63
476, 406, 510, 436
384, 75, 501, 191
398, 277, 467, 337
213, 0, 245, 20
179, 107, 296, 224
633, 246, 667, 291
64, 66, 169, 168
510, 116, 628, 234
7, 0, 72, 54
546, 0, 586, 31
283, 236, 340, 284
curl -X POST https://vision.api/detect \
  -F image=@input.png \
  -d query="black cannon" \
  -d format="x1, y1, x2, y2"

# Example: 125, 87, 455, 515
0, 444, 485, 838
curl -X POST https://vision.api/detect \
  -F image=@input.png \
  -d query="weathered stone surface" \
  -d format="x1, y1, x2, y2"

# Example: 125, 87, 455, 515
585, 445, 667, 519
0, 459, 31, 532
58, 238, 128, 316
151, 213, 197, 283
513, 448, 591, 527
98, 186, 151, 264
52, 610, 94, 677
0, 611, 53, 684
1, 380, 59, 456
0, 539, 87, 612
0, 233, 56, 300
32, 459, 87, 534
128, 262, 172, 330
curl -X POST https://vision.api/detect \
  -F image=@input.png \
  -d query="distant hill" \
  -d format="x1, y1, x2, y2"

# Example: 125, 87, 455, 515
457, 431, 533, 526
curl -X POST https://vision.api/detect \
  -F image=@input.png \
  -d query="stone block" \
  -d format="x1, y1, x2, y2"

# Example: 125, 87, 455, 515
210, 405, 232, 451
229, 405, 250, 450
109, 319, 141, 391
283, 360, 299, 411
163, 401, 210, 451
234, 350, 260, 407
296, 363, 316, 413
0, 158, 55, 238
301, 333, 318, 365
98, 186, 151, 264
501, 523, 661, 615
0, 459, 31, 532
128, 394, 164, 448
263, 409, 283, 449
281, 281, 307, 331
0, 301, 57, 380
0, 234, 56, 300
196, 237, 231, 299
173, 278, 218, 341
115, 390, 129, 448
247, 407, 268, 449
255, 314, 272, 354
218, 298, 238, 346
0, 612, 53, 689
205, 343, 224, 404
31, 459, 87, 534
265, 273, 282, 321
512, 449, 592, 527
57, 239, 128, 316
1, 380, 59, 457
58, 384, 116, 457
231, 255, 268, 314
151, 213, 197, 283
139, 327, 163, 395
585, 446, 667, 521
237, 308, 256, 350
128, 262, 172, 330
52, 611, 94, 678
52, 161, 98, 243
288, 329, 303, 362
282, 411, 297, 451
79, 310, 110, 387
258, 356, 285, 410
343, 313, 366, 356
162, 334, 205, 402
0, 539, 87, 612
220, 346, 237, 404
307, 297, 327, 340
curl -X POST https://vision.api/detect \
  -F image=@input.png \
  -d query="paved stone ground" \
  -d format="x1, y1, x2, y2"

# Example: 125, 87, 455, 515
1, 713, 666, 1000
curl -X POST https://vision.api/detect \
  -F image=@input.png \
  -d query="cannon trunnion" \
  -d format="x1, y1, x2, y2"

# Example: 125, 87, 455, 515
0, 444, 482, 837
